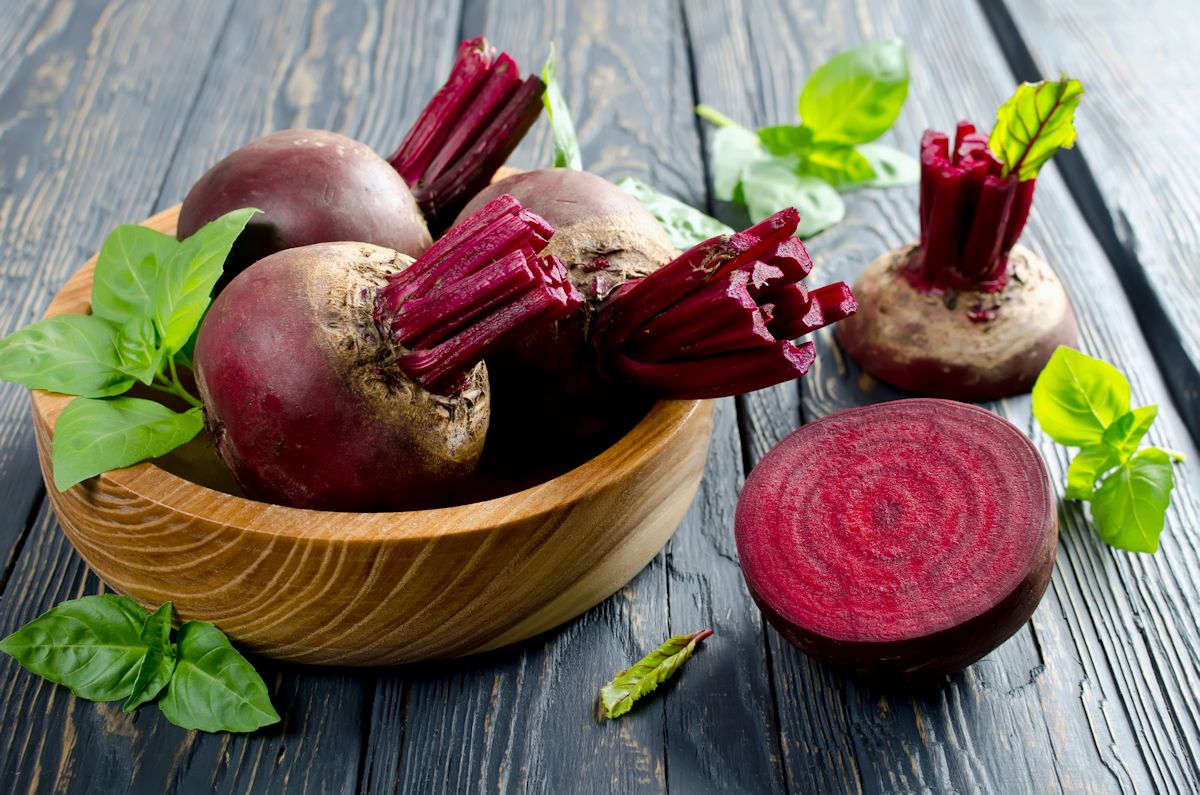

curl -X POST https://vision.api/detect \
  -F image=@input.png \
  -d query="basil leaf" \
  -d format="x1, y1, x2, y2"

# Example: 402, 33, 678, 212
1066, 445, 1120, 501
158, 621, 280, 733
124, 602, 177, 712
740, 158, 845, 238
1092, 449, 1175, 553
600, 629, 711, 719
989, 77, 1084, 181
798, 39, 909, 146
155, 208, 257, 356
757, 125, 812, 156
92, 225, 178, 324
541, 43, 582, 170
1101, 405, 1158, 461
709, 124, 764, 202
51, 397, 203, 491
852, 143, 920, 188
0, 315, 134, 397
0, 594, 150, 701
798, 144, 876, 187
1032, 346, 1130, 448
115, 316, 162, 385
616, 177, 733, 249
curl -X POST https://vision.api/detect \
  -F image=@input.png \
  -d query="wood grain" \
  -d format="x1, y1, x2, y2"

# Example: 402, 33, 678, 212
985, 0, 1200, 441
687, 0, 1200, 792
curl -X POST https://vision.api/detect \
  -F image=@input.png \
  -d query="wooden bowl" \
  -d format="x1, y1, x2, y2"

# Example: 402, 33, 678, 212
29, 206, 714, 666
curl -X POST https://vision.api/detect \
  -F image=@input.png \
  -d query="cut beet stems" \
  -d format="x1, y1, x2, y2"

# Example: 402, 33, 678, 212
735, 399, 1057, 677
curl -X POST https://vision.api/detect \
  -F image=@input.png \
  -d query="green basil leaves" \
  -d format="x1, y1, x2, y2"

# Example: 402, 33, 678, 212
1033, 347, 1185, 552
0, 207, 257, 490
0, 595, 279, 733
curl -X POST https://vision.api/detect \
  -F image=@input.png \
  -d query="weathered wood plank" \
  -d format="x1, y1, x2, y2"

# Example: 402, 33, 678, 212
686, 0, 1200, 792
0, 0, 466, 792
983, 0, 1200, 442
359, 2, 788, 792
0, 0, 231, 596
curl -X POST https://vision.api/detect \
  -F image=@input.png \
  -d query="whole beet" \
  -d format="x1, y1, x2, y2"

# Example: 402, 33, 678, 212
458, 169, 676, 437
194, 243, 485, 511
178, 130, 432, 284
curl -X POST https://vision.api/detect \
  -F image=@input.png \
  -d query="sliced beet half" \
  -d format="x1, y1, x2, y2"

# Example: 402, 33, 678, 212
735, 398, 1057, 678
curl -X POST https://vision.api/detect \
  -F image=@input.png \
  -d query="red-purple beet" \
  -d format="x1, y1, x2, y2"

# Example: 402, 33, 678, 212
194, 196, 580, 511
838, 121, 1079, 400
178, 130, 432, 283
179, 37, 545, 288
735, 399, 1057, 678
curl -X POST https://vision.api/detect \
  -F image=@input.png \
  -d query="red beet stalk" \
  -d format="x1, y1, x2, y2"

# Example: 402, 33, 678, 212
594, 209, 855, 399
374, 195, 582, 393
388, 37, 546, 229
911, 121, 1036, 293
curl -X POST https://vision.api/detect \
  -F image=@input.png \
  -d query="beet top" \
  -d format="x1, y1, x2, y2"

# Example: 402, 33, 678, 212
735, 398, 1057, 677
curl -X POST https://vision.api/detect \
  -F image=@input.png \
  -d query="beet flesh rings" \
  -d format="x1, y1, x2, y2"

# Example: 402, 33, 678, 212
735, 398, 1057, 677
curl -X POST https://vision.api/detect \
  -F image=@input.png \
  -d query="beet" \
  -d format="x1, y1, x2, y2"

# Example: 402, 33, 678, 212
179, 37, 544, 287
735, 399, 1057, 677
457, 168, 677, 437
839, 121, 1079, 401
178, 129, 431, 283
194, 196, 580, 511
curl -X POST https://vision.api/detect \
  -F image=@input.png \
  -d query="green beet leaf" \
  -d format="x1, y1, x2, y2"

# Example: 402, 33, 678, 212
542, 43, 582, 170
155, 207, 258, 356
616, 177, 733, 249
1092, 449, 1176, 553
600, 629, 711, 719
740, 158, 845, 238
51, 397, 203, 491
124, 602, 177, 712
1065, 445, 1121, 501
158, 621, 280, 733
1032, 346, 1130, 448
988, 77, 1084, 181
798, 39, 909, 146
92, 224, 179, 324
0, 314, 134, 398
0, 595, 151, 701
851, 143, 920, 189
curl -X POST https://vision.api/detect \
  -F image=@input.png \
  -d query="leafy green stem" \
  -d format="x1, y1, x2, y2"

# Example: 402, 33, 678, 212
695, 104, 747, 130
151, 358, 202, 408
1152, 447, 1187, 463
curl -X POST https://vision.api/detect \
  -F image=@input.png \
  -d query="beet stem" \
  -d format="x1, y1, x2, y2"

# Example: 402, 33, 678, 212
376, 196, 582, 393
388, 39, 546, 231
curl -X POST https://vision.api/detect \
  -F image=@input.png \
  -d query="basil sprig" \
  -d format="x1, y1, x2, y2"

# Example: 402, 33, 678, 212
0, 595, 279, 733
0, 208, 258, 490
1033, 347, 1186, 553
696, 39, 917, 238
616, 177, 733, 249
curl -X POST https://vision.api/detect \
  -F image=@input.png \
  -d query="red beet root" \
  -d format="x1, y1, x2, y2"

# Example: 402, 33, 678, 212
735, 399, 1057, 677
194, 196, 580, 511
838, 119, 1079, 401
179, 37, 544, 285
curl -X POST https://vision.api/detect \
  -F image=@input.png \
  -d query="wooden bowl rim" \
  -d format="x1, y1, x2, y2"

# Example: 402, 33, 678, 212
32, 205, 707, 542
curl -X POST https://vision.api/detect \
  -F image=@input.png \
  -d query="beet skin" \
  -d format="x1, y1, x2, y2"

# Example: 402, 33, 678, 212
178, 130, 432, 284
194, 243, 484, 511
735, 399, 1058, 678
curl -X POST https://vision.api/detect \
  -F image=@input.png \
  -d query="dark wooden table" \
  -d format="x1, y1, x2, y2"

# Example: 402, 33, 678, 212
2, 1, 1198, 792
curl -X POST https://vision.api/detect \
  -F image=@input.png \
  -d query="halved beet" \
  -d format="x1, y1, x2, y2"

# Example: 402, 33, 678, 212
735, 399, 1057, 678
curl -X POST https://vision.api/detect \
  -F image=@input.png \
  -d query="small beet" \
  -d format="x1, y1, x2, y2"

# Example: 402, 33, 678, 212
735, 399, 1057, 678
